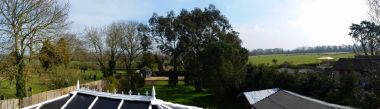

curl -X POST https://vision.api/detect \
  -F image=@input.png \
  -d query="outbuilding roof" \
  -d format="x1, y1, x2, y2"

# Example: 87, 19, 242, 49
242, 88, 354, 109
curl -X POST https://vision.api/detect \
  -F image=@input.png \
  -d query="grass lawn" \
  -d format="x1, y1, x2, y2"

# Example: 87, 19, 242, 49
138, 81, 243, 109
249, 53, 355, 65
0, 69, 103, 99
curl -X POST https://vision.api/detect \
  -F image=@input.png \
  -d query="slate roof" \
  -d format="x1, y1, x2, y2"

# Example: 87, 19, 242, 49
242, 88, 279, 104
23, 81, 201, 109
242, 89, 354, 109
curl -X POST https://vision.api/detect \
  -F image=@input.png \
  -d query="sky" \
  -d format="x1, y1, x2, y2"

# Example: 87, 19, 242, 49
68, 0, 369, 50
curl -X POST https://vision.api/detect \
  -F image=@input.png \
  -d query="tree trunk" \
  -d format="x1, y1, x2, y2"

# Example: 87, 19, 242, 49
108, 53, 116, 77
169, 55, 178, 86
173, 63, 178, 85
16, 55, 26, 98
26, 43, 34, 96
184, 70, 190, 85
100, 63, 108, 77
361, 43, 368, 56
194, 79, 203, 92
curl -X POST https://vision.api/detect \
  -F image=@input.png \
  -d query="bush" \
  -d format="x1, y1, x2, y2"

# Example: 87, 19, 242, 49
104, 73, 145, 93
105, 77, 120, 92
49, 67, 80, 89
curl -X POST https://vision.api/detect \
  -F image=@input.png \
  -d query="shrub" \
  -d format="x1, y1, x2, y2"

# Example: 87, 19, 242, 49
49, 67, 80, 89
105, 77, 120, 92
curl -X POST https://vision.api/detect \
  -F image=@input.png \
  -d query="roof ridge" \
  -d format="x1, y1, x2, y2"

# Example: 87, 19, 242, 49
282, 90, 354, 109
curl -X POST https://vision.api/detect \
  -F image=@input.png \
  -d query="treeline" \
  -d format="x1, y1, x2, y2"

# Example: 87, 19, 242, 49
249, 45, 356, 55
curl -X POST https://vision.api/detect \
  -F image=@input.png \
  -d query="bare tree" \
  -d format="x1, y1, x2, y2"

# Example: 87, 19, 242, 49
0, 0, 69, 98
84, 28, 108, 76
368, 0, 380, 24
104, 22, 124, 76
120, 21, 143, 72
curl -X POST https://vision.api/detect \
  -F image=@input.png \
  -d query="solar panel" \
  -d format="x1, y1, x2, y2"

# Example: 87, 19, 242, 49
39, 94, 73, 109
120, 100, 151, 109
91, 97, 121, 109
64, 93, 96, 109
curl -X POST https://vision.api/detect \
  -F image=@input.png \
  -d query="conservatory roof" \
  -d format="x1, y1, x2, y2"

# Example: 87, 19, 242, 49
23, 81, 201, 109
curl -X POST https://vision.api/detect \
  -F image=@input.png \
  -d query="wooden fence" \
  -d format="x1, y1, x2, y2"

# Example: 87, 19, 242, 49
0, 80, 105, 109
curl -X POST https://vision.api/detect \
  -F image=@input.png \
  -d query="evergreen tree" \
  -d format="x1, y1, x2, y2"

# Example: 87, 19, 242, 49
56, 38, 70, 67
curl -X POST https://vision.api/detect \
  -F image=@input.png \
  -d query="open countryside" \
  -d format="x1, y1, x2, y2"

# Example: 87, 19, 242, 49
249, 53, 354, 65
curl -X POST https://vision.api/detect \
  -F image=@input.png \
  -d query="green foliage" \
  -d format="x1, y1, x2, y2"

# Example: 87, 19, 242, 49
140, 52, 155, 69
245, 64, 278, 90
39, 40, 59, 70
48, 67, 80, 89
139, 27, 152, 52
39, 38, 71, 71
105, 77, 120, 91
244, 64, 336, 100
336, 73, 360, 105
150, 4, 248, 92
149, 11, 181, 86
15, 62, 26, 98
119, 73, 145, 92
199, 42, 248, 97
358, 91, 380, 109
56, 38, 70, 67
104, 73, 145, 92
349, 21, 380, 56
154, 54, 166, 74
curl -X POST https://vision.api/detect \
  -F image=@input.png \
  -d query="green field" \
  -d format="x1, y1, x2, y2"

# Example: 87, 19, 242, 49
249, 53, 355, 65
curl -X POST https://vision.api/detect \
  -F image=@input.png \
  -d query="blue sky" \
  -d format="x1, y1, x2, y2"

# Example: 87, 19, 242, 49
68, 0, 368, 50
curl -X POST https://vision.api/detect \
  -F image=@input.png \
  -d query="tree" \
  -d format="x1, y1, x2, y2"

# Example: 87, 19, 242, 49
176, 5, 248, 92
85, 28, 108, 76
0, 0, 69, 98
150, 5, 248, 91
368, 0, 380, 24
119, 21, 143, 72
62, 33, 87, 61
105, 22, 124, 76
139, 25, 152, 52
349, 21, 379, 56
56, 37, 70, 67
149, 11, 181, 86
39, 39, 58, 71
199, 41, 248, 97
139, 24, 154, 68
